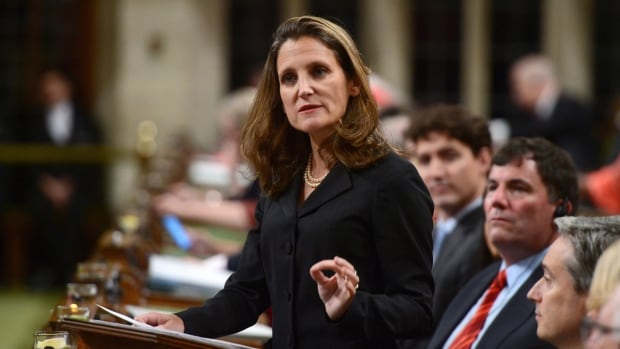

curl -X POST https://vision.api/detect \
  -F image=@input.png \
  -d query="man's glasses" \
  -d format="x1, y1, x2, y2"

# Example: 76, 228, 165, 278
581, 316, 620, 343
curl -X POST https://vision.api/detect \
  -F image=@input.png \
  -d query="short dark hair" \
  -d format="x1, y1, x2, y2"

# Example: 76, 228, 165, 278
406, 104, 491, 156
492, 137, 579, 211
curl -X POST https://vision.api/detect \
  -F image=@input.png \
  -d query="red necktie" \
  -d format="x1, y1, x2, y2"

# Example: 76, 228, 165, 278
448, 269, 507, 349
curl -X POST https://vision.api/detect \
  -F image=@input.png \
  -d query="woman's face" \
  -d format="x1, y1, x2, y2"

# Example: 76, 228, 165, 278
276, 36, 359, 144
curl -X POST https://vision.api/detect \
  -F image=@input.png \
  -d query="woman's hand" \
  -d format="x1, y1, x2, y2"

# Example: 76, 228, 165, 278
133, 312, 185, 332
309, 256, 360, 320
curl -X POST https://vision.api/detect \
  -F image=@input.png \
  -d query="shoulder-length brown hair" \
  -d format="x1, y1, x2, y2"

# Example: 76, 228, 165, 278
241, 15, 390, 198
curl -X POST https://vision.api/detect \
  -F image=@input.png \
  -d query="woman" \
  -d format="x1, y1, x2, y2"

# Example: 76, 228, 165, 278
583, 239, 620, 348
136, 15, 434, 348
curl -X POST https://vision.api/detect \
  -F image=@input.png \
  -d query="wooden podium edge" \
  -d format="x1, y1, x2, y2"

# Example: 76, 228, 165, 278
58, 319, 254, 349
59, 318, 158, 343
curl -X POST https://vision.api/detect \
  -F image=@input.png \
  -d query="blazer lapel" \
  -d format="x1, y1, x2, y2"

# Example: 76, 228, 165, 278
277, 172, 302, 219
298, 163, 352, 218
432, 263, 501, 345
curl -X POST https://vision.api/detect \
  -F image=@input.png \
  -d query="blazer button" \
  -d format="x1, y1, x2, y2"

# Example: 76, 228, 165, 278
287, 291, 292, 302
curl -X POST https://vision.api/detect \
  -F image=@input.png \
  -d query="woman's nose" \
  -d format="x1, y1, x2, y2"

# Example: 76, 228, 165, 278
297, 76, 313, 97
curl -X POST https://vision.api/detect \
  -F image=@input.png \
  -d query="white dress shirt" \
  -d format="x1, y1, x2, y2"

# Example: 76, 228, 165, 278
46, 102, 73, 145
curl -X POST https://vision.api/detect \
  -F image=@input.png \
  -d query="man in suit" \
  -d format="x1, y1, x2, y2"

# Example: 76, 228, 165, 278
508, 54, 599, 171
428, 137, 579, 349
23, 67, 104, 288
527, 215, 620, 349
405, 104, 497, 324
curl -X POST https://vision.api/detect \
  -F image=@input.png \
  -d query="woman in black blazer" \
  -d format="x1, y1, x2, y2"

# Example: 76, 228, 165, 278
136, 15, 434, 348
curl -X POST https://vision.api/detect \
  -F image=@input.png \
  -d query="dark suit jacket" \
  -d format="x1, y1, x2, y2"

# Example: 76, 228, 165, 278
427, 261, 555, 349
508, 93, 599, 171
177, 152, 435, 349
400, 206, 496, 349
432, 205, 496, 323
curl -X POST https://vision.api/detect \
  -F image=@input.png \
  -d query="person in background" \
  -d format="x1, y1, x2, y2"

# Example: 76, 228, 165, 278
22, 67, 104, 289
379, 105, 413, 149
527, 215, 620, 349
153, 87, 258, 260
508, 54, 599, 172
579, 157, 620, 215
583, 282, 620, 349
428, 137, 578, 349
405, 104, 497, 326
136, 15, 434, 348
586, 238, 620, 319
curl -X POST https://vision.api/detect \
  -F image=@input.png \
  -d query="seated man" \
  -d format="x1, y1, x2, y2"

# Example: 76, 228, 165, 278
405, 104, 497, 323
527, 215, 620, 349
428, 137, 578, 349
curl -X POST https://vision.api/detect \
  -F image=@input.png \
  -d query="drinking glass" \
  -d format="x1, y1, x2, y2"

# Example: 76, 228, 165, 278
54, 304, 91, 321
33, 331, 70, 349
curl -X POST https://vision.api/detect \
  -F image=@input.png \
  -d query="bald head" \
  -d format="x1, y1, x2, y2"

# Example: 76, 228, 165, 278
510, 54, 558, 111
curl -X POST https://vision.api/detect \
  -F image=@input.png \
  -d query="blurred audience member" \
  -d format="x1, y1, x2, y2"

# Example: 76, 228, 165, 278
379, 106, 412, 149
583, 238, 620, 349
405, 104, 497, 326
583, 282, 620, 349
586, 239, 620, 317
580, 96, 620, 215
369, 73, 411, 113
527, 215, 620, 349
580, 157, 620, 214
154, 87, 257, 262
22, 67, 104, 289
508, 54, 599, 171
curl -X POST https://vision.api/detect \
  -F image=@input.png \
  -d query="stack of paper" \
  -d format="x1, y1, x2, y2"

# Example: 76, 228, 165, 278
148, 253, 233, 298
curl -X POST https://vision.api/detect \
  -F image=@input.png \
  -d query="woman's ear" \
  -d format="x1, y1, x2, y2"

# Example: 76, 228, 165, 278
349, 80, 361, 96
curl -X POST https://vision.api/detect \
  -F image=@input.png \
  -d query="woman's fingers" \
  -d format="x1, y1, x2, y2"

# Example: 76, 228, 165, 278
310, 257, 359, 290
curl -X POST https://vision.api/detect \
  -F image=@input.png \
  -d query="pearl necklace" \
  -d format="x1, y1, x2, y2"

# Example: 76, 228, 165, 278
304, 154, 328, 188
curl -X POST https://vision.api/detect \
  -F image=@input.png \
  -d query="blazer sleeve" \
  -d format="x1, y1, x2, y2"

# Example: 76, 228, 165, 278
336, 158, 435, 339
176, 197, 271, 338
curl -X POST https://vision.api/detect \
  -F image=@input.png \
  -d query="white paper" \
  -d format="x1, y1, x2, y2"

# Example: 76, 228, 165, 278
148, 253, 232, 292
125, 304, 272, 341
95, 304, 152, 328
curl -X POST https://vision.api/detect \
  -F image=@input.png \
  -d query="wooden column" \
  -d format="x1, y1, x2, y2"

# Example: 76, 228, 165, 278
461, 0, 490, 117
542, 0, 593, 100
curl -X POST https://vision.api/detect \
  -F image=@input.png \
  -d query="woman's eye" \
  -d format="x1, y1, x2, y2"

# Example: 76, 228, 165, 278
281, 73, 296, 85
313, 67, 328, 77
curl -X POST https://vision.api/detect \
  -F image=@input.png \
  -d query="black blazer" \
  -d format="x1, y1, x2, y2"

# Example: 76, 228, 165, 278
177, 152, 435, 349
428, 261, 555, 349
432, 205, 496, 323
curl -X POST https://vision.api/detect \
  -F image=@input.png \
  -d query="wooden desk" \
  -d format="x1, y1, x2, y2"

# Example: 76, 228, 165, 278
59, 318, 254, 349
48, 224, 267, 349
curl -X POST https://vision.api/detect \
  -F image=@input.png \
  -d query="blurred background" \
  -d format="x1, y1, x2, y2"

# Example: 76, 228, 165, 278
1, 0, 619, 347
